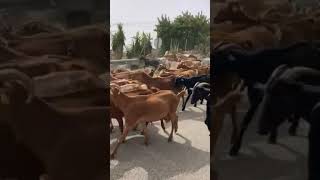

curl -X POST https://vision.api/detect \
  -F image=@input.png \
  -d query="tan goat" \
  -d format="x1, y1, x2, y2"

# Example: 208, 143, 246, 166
110, 86, 184, 159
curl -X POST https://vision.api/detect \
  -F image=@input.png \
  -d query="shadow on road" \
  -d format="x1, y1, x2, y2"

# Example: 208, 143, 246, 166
215, 111, 308, 180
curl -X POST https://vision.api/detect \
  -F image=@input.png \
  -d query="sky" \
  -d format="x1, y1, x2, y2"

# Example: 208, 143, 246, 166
110, 0, 210, 48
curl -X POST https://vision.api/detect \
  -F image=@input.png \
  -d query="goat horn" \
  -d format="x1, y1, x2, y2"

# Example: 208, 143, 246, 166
212, 41, 227, 51
0, 69, 34, 103
266, 64, 289, 88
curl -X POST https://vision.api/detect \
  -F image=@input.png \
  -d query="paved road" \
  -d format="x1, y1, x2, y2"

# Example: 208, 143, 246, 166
110, 103, 210, 180
214, 97, 309, 180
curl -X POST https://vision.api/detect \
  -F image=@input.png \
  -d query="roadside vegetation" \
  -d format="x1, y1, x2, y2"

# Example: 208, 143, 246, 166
111, 11, 210, 59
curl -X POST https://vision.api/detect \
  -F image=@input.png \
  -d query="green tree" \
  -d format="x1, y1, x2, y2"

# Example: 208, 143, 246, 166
126, 31, 153, 58
112, 23, 125, 59
155, 15, 172, 54
133, 32, 142, 56
141, 32, 153, 55
155, 11, 209, 55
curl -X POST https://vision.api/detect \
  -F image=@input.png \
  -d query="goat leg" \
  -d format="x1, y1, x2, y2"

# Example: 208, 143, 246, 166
133, 124, 139, 131
182, 90, 192, 111
141, 122, 148, 135
230, 106, 239, 145
161, 120, 166, 132
212, 108, 224, 162
111, 126, 131, 159
175, 118, 178, 133
200, 98, 204, 104
142, 125, 149, 145
288, 115, 299, 136
268, 127, 278, 144
309, 103, 320, 180
116, 117, 124, 133
110, 121, 114, 132
180, 94, 185, 107
229, 103, 258, 156
168, 114, 177, 142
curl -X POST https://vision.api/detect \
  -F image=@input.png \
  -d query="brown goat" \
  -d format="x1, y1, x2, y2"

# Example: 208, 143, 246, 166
33, 70, 105, 98
110, 84, 163, 133
0, 69, 107, 180
110, 86, 184, 159
9, 25, 108, 67
0, 68, 106, 180
13, 20, 64, 36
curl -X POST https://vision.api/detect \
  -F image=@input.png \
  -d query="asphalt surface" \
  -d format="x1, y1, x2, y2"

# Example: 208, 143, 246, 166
214, 96, 309, 180
110, 102, 210, 180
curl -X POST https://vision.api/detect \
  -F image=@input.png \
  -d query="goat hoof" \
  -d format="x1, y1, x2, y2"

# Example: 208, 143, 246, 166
168, 137, 173, 142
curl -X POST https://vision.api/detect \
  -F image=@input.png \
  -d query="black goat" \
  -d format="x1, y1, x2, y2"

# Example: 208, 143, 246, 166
309, 102, 320, 180
213, 41, 320, 156
205, 94, 211, 132
140, 56, 160, 69
256, 66, 320, 135
255, 66, 320, 180
175, 75, 210, 111
191, 82, 210, 107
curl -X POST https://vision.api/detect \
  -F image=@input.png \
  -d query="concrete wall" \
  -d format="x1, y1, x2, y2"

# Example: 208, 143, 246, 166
110, 59, 145, 70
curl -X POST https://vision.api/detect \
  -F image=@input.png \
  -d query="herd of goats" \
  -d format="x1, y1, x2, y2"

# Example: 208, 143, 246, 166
0, 19, 108, 180
212, 1, 320, 180
110, 54, 210, 158
1, 1, 320, 180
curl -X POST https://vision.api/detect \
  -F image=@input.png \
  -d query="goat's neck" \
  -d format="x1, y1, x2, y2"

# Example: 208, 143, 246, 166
112, 92, 132, 111
141, 72, 154, 83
